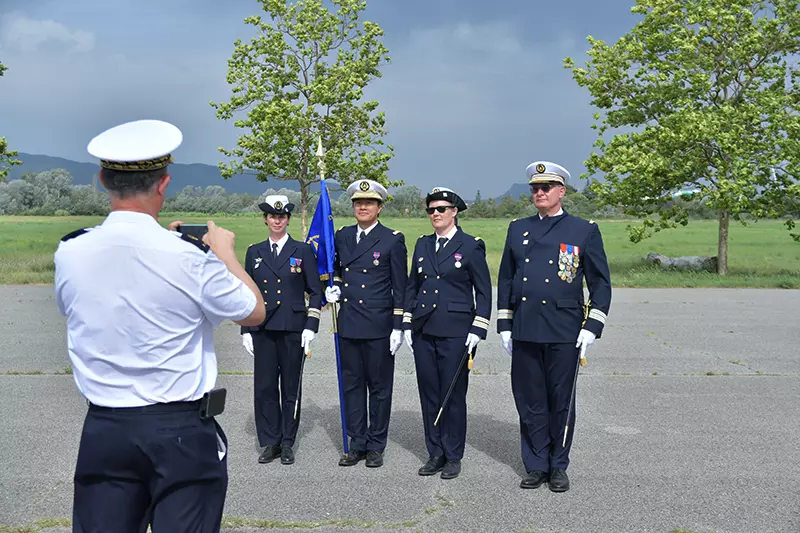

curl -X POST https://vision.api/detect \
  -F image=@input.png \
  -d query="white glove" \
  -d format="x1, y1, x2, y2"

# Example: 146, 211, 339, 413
465, 333, 481, 353
242, 333, 254, 357
404, 329, 413, 350
301, 329, 315, 356
576, 329, 596, 360
390, 329, 403, 356
500, 331, 512, 357
325, 286, 341, 303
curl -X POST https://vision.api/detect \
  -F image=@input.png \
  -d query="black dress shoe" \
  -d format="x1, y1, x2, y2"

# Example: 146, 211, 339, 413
280, 446, 295, 465
548, 468, 569, 492
338, 450, 366, 467
418, 456, 446, 476
440, 460, 461, 479
365, 450, 384, 468
520, 470, 548, 489
258, 444, 281, 464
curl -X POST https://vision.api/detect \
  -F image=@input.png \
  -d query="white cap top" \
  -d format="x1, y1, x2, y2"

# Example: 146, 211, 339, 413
526, 161, 570, 185
87, 119, 183, 171
347, 179, 387, 201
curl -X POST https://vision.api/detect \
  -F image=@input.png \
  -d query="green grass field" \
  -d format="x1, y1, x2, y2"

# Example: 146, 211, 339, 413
1, 214, 798, 287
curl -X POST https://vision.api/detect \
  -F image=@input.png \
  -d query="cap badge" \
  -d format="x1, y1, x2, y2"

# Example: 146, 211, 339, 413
359, 181, 370, 191
274, 201, 283, 210
536, 163, 546, 173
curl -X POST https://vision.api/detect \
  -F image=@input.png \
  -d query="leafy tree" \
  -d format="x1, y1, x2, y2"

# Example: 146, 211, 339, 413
564, 0, 800, 274
387, 185, 423, 216
0, 61, 21, 183
211, 0, 396, 235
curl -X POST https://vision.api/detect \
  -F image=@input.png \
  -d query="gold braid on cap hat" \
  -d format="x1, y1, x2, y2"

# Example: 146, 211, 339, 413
100, 154, 173, 171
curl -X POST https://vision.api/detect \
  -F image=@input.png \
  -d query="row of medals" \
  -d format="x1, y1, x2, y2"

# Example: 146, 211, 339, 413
558, 253, 579, 283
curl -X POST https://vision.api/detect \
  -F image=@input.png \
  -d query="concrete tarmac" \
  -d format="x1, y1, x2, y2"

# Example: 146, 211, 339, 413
1, 286, 798, 533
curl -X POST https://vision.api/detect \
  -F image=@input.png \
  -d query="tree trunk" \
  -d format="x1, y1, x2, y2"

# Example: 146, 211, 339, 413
717, 210, 729, 275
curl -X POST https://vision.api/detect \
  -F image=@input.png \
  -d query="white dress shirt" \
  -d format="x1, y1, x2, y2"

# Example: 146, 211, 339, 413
356, 220, 379, 243
54, 210, 256, 407
268, 233, 289, 256
539, 208, 564, 219
435, 225, 458, 252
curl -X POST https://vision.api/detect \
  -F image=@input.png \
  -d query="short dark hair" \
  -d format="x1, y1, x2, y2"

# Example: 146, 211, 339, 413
264, 212, 291, 219
100, 167, 168, 199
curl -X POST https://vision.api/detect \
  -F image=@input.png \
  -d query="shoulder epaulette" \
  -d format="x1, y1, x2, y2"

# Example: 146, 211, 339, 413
512, 218, 519, 222
589, 220, 596, 224
248, 242, 256, 247
393, 230, 400, 235
61, 228, 88, 242
474, 236, 482, 241
339, 225, 345, 231
179, 232, 210, 253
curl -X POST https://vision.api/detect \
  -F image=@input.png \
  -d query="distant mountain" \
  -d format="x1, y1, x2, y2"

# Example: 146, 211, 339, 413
496, 183, 531, 200
7, 153, 325, 196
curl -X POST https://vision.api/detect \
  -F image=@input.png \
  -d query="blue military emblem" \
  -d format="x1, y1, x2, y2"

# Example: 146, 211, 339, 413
558, 243, 580, 283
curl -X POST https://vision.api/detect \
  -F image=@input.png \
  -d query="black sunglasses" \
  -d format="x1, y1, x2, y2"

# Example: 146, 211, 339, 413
530, 183, 561, 193
425, 205, 456, 215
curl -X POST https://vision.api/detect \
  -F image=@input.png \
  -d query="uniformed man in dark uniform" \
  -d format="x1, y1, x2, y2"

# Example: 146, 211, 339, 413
240, 194, 322, 466
403, 186, 492, 480
497, 161, 611, 492
324, 179, 407, 468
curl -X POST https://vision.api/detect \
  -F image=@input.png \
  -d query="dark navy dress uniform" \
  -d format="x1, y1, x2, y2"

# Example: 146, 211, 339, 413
332, 220, 407, 454
404, 222, 492, 466
242, 231, 321, 453
497, 162, 611, 483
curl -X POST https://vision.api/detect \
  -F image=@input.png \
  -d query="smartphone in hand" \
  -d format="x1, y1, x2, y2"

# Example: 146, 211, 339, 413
177, 224, 209, 240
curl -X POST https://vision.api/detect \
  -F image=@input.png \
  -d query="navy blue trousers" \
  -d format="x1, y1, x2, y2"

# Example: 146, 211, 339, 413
72, 402, 227, 533
339, 336, 394, 452
511, 341, 579, 473
252, 330, 303, 448
412, 334, 471, 461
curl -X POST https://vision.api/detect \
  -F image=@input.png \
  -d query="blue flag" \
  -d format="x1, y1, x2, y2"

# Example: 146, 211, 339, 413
306, 179, 337, 301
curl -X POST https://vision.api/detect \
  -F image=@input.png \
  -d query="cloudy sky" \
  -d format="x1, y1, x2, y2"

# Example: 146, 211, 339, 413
0, 0, 641, 197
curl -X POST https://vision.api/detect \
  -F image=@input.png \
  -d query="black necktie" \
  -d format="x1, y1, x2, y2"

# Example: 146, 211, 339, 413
437, 237, 448, 254
271, 242, 278, 262
359, 230, 366, 245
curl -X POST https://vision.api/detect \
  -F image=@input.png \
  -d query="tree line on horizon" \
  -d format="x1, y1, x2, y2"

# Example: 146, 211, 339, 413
0, 167, 747, 223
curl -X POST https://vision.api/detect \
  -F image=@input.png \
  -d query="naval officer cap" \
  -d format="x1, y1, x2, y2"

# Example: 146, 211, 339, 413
87, 119, 183, 172
426, 186, 468, 212
526, 161, 570, 186
259, 194, 295, 215
347, 179, 387, 202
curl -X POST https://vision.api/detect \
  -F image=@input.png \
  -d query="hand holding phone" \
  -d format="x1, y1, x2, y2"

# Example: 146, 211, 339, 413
176, 223, 209, 240
202, 221, 236, 259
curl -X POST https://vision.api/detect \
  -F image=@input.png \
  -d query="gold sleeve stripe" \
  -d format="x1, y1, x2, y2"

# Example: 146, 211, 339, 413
393, 308, 404, 316
403, 312, 412, 324
588, 309, 607, 324
472, 316, 490, 325
333, 276, 343, 283
307, 308, 321, 318
497, 309, 514, 320
471, 318, 488, 330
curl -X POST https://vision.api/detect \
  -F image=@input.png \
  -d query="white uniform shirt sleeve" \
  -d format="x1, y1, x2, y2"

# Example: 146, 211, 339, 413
200, 252, 257, 327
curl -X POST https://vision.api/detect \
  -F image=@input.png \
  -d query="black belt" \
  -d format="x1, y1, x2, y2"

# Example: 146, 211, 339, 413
88, 399, 202, 413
